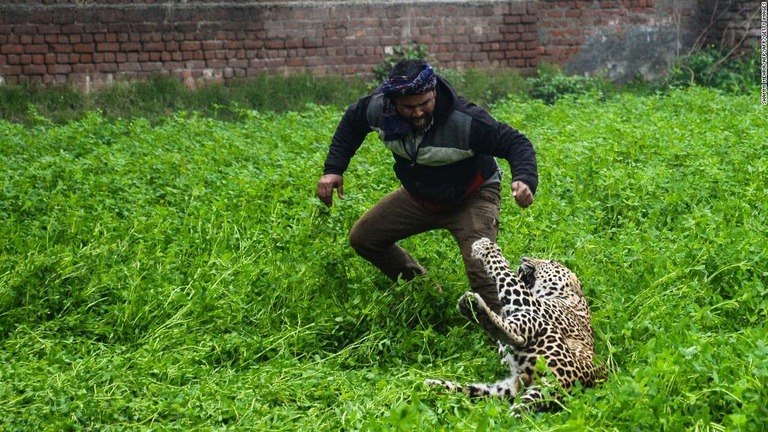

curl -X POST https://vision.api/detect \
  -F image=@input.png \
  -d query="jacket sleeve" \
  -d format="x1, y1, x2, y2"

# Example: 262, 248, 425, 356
322, 96, 374, 176
470, 110, 539, 194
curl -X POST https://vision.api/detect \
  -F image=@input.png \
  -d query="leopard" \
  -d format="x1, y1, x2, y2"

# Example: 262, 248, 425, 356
425, 237, 605, 413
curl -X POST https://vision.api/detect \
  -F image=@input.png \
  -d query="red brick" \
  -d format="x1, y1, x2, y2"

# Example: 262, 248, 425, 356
38, 24, 61, 34
1, 45, 23, 55
207, 59, 228, 68
97, 42, 120, 52
22, 64, 47, 75
185, 60, 206, 69
119, 62, 141, 72
180, 41, 201, 51
264, 40, 284, 49
52, 44, 73, 53
202, 41, 224, 50
74, 43, 95, 53
72, 64, 95, 73
2, 65, 22, 75
25, 44, 48, 54
121, 42, 141, 52
144, 42, 165, 52
13, 24, 36, 35
97, 63, 118, 73
48, 64, 71, 74
285, 39, 301, 49
141, 62, 163, 72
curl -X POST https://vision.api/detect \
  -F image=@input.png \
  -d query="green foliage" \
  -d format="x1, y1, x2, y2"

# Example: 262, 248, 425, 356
526, 64, 610, 104
666, 44, 759, 94
0, 74, 371, 125
442, 68, 530, 109
371, 44, 430, 84
1, 88, 767, 430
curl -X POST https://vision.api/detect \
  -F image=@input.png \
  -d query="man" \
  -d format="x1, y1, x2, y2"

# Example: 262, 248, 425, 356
317, 59, 538, 314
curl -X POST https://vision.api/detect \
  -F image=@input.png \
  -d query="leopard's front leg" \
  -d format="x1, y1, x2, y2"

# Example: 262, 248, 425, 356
458, 292, 526, 348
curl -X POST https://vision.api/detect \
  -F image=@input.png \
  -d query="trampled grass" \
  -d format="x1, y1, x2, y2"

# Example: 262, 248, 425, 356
1, 87, 766, 430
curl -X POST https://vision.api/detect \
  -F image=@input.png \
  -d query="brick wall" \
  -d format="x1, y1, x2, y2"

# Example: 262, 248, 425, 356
701, 0, 763, 53
0, 0, 538, 91
536, 0, 703, 80
0, 0, 726, 91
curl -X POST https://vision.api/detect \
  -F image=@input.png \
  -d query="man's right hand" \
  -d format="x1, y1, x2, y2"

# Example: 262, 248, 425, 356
317, 174, 345, 207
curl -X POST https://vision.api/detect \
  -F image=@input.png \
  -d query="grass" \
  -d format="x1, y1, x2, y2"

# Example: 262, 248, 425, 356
1, 85, 766, 430
0, 74, 372, 125
0, 68, 587, 125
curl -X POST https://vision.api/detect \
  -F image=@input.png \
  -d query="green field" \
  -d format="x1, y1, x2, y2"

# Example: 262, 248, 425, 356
1, 87, 766, 430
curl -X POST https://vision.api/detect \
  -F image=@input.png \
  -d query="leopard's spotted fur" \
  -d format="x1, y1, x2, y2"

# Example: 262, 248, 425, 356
426, 238, 605, 413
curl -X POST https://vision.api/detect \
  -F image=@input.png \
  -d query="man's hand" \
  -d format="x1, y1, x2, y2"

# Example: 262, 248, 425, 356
317, 174, 345, 207
511, 181, 534, 208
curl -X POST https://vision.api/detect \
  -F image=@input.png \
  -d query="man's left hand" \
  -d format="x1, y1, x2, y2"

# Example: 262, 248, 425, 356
511, 181, 534, 208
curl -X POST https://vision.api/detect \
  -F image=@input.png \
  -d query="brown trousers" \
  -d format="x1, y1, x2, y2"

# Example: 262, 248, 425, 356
349, 184, 502, 313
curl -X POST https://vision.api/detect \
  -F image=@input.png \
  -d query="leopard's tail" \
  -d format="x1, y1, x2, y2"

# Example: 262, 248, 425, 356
425, 377, 519, 400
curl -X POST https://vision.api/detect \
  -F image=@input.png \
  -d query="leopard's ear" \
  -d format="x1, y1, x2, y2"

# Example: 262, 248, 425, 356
518, 257, 535, 274
519, 258, 536, 287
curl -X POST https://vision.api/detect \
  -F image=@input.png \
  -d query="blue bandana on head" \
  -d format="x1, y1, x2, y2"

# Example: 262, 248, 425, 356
378, 65, 437, 141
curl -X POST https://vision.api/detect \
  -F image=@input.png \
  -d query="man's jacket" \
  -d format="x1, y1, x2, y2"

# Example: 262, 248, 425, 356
323, 75, 538, 206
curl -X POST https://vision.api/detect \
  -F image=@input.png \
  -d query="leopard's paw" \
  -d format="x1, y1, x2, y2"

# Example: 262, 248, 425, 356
424, 379, 444, 387
458, 292, 487, 323
425, 378, 462, 393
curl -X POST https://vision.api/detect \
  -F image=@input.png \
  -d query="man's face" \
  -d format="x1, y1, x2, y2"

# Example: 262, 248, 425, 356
393, 89, 436, 131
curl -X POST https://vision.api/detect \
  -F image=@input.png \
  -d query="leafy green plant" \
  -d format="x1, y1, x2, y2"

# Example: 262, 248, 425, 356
526, 64, 609, 104
0, 74, 371, 125
666, 44, 759, 93
441, 68, 530, 108
371, 44, 430, 84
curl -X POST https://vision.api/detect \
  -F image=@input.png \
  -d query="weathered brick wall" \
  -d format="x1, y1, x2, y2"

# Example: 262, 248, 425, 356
0, 0, 538, 91
536, 0, 703, 80
700, 0, 763, 53
0, 0, 736, 90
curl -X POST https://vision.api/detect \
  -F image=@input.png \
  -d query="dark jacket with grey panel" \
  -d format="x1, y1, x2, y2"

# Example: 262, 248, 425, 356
323, 75, 538, 206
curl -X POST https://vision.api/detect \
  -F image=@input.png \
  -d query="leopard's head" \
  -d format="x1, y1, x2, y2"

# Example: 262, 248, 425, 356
518, 258, 583, 295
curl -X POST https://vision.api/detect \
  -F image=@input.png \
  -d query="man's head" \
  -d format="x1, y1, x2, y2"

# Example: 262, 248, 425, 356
380, 60, 437, 131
